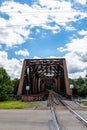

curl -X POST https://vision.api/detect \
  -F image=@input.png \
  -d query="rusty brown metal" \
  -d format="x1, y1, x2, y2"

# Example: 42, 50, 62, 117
17, 58, 71, 99
62, 59, 71, 97
17, 60, 27, 96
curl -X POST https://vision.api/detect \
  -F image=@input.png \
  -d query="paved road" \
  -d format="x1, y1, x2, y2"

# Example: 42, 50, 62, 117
0, 101, 87, 130
0, 110, 52, 130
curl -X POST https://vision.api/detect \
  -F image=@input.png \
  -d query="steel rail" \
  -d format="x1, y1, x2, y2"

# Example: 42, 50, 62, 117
49, 91, 61, 130
48, 90, 87, 130
50, 106, 60, 130
61, 100, 87, 127
50, 91, 87, 127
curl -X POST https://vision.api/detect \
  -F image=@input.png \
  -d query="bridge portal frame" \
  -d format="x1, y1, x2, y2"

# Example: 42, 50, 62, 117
17, 58, 71, 99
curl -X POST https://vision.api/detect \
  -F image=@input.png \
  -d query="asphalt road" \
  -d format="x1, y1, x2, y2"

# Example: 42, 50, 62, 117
0, 110, 52, 130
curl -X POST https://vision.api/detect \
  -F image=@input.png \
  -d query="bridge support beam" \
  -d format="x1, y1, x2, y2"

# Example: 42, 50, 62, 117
63, 59, 71, 98
17, 58, 71, 100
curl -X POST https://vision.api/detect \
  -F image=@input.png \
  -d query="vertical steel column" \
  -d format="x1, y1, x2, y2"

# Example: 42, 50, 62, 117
17, 60, 27, 96
54, 79, 57, 92
38, 78, 41, 93
57, 77, 60, 92
34, 77, 38, 94
32, 76, 35, 94
63, 59, 71, 97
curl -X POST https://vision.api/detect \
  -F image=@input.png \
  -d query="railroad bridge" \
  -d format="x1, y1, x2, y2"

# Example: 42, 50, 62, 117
17, 58, 71, 101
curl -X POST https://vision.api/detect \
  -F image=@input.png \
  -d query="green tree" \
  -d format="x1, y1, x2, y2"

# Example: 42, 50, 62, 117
70, 76, 87, 97
0, 67, 14, 101
75, 76, 84, 86
12, 78, 19, 95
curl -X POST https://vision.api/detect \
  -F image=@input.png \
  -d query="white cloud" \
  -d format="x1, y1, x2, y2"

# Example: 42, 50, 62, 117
57, 47, 67, 52
35, 29, 40, 34
0, 45, 2, 49
0, 51, 8, 61
69, 71, 87, 79
0, 51, 23, 79
0, 0, 87, 79
79, 30, 87, 35
15, 49, 29, 57
0, 0, 87, 47
33, 56, 41, 59
76, 0, 87, 5
65, 26, 76, 31
57, 36, 87, 78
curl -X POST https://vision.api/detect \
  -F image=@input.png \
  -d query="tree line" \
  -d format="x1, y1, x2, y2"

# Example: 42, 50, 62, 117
69, 76, 87, 97
0, 67, 87, 101
0, 67, 19, 101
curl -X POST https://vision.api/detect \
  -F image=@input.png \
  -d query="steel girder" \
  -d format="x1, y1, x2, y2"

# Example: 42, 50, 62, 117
17, 58, 71, 98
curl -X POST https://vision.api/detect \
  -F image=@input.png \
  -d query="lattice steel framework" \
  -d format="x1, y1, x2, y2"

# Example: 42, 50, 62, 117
17, 58, 71, 98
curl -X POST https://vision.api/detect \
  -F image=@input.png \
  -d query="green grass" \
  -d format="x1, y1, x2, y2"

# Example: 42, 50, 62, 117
0, 100, 38, 109
81, 101, 87, 106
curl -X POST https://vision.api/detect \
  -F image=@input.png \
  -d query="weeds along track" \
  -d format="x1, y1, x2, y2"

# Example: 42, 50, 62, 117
48, 90, 87, 130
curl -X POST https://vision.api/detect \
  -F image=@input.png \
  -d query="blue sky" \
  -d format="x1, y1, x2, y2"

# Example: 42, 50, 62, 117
0, 0, 87, 79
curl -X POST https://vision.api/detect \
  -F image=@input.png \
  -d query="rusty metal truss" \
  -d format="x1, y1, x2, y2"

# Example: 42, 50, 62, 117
17, 58, 71, 99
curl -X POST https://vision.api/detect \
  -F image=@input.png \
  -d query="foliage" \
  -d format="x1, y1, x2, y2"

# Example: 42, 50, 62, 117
0, 67, 14, 101
45, 84, 53, 91
1, 66, 87, 101
0, 100, 37, 109
12, 78, 19, 95
69, 76, 87, 97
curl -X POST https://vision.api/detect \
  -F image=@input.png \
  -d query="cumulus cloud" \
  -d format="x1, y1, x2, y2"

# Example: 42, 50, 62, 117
0, 51, 22, 79
15, 49, 29, 57
76, 0, 87, 5
33, 56, 41, 59
79, 30, 87, 35
0, 45, 2, 49
0, 0, 87, 79
57, 35, 87, 78
0, 0, 87, 47
65, 26, 76, 31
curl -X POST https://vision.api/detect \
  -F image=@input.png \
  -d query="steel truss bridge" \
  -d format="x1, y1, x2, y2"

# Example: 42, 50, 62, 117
17, 58, 71, 100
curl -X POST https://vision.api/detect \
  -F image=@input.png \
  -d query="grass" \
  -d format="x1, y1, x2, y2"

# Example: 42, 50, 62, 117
81, 101, 87, 106
0, 100, 38, 109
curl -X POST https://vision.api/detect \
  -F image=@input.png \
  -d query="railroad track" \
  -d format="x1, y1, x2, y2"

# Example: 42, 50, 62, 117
48, 91, 87, 130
